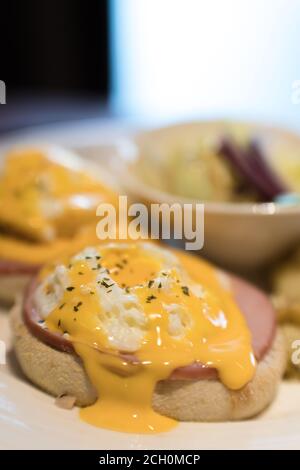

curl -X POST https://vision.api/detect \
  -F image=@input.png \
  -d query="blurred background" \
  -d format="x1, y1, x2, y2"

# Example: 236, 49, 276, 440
1, 0, 300, 134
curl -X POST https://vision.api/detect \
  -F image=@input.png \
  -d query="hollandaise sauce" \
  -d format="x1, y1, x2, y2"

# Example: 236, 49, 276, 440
40, 243, 256, 434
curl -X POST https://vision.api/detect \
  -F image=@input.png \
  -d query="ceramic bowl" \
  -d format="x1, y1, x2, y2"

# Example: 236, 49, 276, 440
114, 121, 300, 273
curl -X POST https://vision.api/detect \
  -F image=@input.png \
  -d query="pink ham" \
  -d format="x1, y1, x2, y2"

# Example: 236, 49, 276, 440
0, 259, 40, 275
23, 273, 276, 380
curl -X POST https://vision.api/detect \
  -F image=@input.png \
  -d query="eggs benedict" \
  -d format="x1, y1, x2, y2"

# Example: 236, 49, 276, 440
12, 242, 286, 433
0, 146, 118, 303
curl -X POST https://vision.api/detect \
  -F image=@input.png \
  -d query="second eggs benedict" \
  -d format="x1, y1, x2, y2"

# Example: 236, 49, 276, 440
0, 146, 118, 303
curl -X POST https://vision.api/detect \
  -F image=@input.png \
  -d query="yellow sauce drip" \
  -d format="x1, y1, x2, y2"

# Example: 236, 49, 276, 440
0, 149, 117, 263
44, 244, 256, 434
0, 225, 99, 265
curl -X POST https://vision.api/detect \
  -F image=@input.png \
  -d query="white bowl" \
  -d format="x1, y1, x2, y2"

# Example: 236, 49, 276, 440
115, 121, 300, 273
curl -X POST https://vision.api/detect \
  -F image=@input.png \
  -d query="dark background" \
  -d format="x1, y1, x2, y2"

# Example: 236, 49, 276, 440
0, 0, 110, 133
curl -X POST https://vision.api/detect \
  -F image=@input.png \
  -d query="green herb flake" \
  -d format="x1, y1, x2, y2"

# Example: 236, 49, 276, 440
73, 301, 82, 312
101, 280, 114, 289
181, 286, 190, 296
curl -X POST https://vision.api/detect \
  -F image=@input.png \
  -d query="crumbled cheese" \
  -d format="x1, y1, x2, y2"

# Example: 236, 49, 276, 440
34, 243, 208, 352
34, 265, 69, 318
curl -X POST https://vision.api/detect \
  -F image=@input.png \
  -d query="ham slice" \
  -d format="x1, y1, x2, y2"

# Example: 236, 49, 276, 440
23, 273, 276, 381
0, 259, 40, 275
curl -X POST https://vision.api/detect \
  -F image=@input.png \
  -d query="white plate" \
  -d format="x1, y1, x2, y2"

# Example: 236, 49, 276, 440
0, 120, 299, 449
0, 305, 299, 450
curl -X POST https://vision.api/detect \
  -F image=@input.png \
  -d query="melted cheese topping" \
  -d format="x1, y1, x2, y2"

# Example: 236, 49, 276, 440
0, 148, 117, 264
35, 242, 256, 434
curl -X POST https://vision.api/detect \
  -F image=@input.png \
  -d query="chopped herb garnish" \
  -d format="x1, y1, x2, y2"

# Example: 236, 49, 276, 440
158, 282, 162, 289
116, 263, 123, 270
107, 289, 112, 293
101, 280, 114, 289
162, 272, 167, 276
58, 319, 61, 327
92, 263, 102, 270
85, 256, 92, 260
59, 303, 65, 310
125, 287, 130, 293
90, 291, 95, 295
148, 280, 154, 288
181, 286, 190, 296
73, 301, 82, 312
146, 295, 157, 303
66, 286, 75, 291
95, 256, 101, 260
78, 272, 84, 275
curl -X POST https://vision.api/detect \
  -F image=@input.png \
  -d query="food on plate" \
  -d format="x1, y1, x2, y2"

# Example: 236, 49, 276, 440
272, 248, 300, 378
12, 242, 286, 433
135, 124, 297, 203
0, 147, 118, 303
